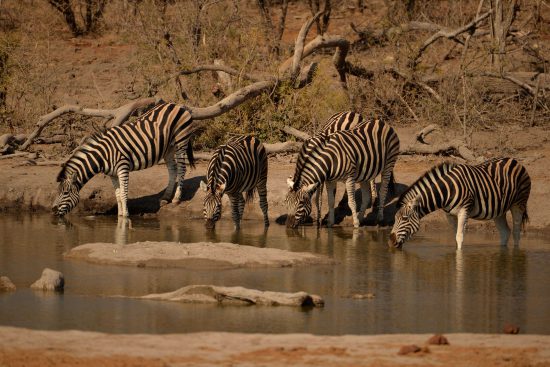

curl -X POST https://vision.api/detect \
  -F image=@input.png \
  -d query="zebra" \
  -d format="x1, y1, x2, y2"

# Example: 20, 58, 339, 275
388, 158, 531, 249
199, 135, 269, 230
298, 111, 396, 224
52, 102, 196, 217
285, 119, 400, 228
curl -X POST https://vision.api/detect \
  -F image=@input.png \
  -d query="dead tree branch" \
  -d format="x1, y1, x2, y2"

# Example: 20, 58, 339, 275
412, 10, 493, 67
282, 125, 312, 140
19, 98, 163, 151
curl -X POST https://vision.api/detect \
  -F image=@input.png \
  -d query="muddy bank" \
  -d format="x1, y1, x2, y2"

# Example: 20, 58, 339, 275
0, 327, 549, 367
64, 241, 335, 268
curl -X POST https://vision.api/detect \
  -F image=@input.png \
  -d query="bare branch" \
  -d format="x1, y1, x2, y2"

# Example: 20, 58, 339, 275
291, 11, 324, 80
189, 80, 276, 120
20, 98, 163, 151
282, 125, 311, 140
412, 10, 493, 66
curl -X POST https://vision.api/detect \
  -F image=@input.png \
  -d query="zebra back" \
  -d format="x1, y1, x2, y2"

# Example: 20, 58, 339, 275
292, 111, 368, 185
397, 158, 531, 220
205, 135, 267, 201
293, 119, 399, 189
58, 102, 194, 185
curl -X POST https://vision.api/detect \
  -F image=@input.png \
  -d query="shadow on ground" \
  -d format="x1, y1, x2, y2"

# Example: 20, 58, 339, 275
105, 175, 205, 215
276, 182, 408, 228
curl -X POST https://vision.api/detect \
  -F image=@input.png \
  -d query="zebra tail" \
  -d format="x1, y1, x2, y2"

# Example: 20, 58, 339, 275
186, 140, 196, 169
522, 209, 529, 231
245, 187, 257, 203
388, 171, 396, 196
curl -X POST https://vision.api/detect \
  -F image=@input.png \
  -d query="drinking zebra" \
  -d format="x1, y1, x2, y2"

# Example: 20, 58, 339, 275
295, 111, 395, 224
200, 135, 269, 230
52, 103, 196, 217
286, 119, 400, 228
388, 158, 531, 249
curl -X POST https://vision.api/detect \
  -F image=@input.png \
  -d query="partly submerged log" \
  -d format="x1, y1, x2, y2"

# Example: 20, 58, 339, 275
140, 285, 324, 307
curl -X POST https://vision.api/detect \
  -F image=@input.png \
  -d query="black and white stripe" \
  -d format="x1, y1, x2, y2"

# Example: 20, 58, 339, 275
389, 158, 531, 249
52, 103, 195, 217
286, 119, 400, 228
200, 135, 268, 229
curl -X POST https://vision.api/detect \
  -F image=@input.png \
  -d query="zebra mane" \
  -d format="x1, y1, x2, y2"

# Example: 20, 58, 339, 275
396, 161, 457, 208
207, 144, 228, 192
56, 129, 106, 183
291, 132, 331, 190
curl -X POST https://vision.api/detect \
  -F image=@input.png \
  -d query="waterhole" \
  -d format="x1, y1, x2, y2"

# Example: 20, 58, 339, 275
1, 213, 549, 335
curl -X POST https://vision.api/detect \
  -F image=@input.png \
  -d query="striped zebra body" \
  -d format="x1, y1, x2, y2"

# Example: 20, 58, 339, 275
52, 103, 195, 217
389, 158, 531, 249
200, 135, 268, 229
286, 119, 400, 228
295, 111, 395, 225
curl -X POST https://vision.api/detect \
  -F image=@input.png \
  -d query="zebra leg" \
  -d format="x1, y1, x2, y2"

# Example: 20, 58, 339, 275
117, 167, 130, 217
369, 180, 376, 208
511, 206, 525, 246
258, 181, 270, 227
238, 193, 245, 226
494, 214, 511, 246
161, 150, 177, 205
228, 193, 244, 230
110, 176, 122, 216
345, 177, 360, 228
326, 181, 337, 227
446, 213, 458, 233
376, 169, 392, 224
172, 146, 188, 204
455, 207, 469, 249
358, 181, 370, 224
314, 187, 321, 226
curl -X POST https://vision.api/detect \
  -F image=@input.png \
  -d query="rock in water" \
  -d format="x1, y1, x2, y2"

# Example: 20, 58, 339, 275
30, 268, 64, 292
0, 276, 16, 292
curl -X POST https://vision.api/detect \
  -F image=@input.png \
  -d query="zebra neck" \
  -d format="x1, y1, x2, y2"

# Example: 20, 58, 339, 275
404, 183, 447, 219
65, 149, 105, 187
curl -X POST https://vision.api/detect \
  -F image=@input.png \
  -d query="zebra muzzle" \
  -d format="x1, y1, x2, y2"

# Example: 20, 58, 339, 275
205, 219, 216, 229
388, 232, 401, 248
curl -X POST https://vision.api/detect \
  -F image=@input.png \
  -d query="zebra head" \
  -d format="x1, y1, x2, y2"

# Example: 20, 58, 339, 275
52, 170, 81, 217
200, 180, 224, 229
389, 196, 421, 248
285, 177, 317, 228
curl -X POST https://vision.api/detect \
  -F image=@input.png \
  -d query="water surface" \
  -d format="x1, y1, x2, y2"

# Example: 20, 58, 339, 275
1, 214, 549, 335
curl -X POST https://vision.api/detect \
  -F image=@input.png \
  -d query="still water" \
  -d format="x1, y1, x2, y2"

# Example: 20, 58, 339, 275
1, 213, 549, 335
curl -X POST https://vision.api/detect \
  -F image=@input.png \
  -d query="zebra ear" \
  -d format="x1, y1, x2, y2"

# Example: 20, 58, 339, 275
200, 180, 208, 192
287, 177, 295, 189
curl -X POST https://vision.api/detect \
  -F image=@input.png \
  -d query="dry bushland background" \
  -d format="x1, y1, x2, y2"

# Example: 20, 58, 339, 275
0, 0, 548, 155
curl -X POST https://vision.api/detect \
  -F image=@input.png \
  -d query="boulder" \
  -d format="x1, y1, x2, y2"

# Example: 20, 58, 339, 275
140, 285, 324, 307
30, 268, 64, 292
64, 241, 335, 269
0, 276, 16, 292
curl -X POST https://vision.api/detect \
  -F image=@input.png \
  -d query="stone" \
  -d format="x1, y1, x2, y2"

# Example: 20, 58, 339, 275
503, 323, 520, 334
0, 276, 16, 292
65, 241, 335, 269
397, 345, 421, 355
427, 334, 450, 345
140, 285, 325, 307
30, 268, 64, 292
